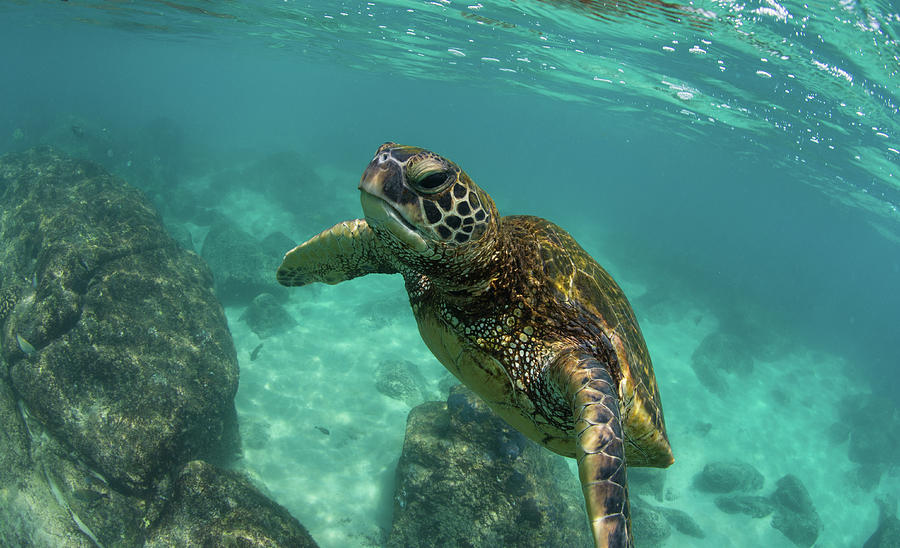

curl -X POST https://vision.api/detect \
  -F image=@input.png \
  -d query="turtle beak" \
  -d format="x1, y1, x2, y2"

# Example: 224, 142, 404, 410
358, 158, 391, 196
359, 151, 429, 253
357, 142, 420, 195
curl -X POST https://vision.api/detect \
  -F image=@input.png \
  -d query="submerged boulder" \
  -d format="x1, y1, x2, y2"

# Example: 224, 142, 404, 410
146, 460, 317, 547
375, 359, 429, 407
690, 331, 754, 396
629, 467, 667, 502
657, 505, 705, 539
714, 494, 775, 518
631, 498, 671, 547
0, 146, 240, 490
201, 219, 287, 306
0, 147, 315, 547
693, 461, 764, 494
240, 292, 297, 339
388, 385, 591, 548
770, 474, 821, 547
864, 497, 900, 548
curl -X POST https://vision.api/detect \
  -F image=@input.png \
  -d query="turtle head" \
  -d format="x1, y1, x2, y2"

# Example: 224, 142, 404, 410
359, 142, 498, 270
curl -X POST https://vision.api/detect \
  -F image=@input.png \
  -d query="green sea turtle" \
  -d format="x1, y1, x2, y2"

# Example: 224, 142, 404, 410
277, 143, 674, 547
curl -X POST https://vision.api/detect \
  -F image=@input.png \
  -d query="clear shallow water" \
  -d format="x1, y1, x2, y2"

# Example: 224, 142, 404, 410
1, 1, 898, 547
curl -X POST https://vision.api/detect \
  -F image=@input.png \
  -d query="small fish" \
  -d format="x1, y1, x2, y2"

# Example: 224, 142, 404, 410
314, 426, 330, 436
250, 343, 263, 361
84, 468, 108, 487
16, 334, 36, 355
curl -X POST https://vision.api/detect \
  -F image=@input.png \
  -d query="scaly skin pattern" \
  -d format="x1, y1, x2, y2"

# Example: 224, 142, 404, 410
277, 143, 674, 548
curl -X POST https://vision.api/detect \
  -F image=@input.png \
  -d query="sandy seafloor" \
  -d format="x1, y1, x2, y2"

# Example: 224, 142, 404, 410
182, 160, 895, 548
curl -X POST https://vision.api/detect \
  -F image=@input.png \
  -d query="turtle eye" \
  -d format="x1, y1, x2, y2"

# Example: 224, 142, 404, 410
417, 171, 449, 191
407, 156, 453, 194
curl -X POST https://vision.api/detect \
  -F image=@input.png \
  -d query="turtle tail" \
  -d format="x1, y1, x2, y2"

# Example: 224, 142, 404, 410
553, 353, 633, 548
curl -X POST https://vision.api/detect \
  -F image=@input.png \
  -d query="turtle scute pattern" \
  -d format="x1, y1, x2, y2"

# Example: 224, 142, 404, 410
508, 216, 670, 467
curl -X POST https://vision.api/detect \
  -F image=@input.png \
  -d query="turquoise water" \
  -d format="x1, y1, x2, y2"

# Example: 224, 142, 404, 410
1, 1, 898, 546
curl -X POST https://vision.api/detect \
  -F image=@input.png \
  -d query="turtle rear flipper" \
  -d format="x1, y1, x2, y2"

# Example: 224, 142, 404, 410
276, 219, 396, 286
553, 352, 632, 548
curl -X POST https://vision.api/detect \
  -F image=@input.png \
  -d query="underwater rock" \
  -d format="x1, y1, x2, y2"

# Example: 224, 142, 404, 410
631, 493, 703, 540
145, 460, 317, 547
191, 206, 228, 227
693, 461, 764, 493
692, 420, 713, 437
657, 506, 705, 538
201, 219, 287, 305
0, 146, 240, 490
855, 462, 888, 492
631, 498, 672, 547
629, 467, 667, 502
769, 474, 821, 547
843, 393, 900, 491
388, 385, 591, 548
260, 230, 297, 261
240, 292, 297, 339
714, 494, 775, 518
864, 497, 900, 548
0, 147, 313, 546
437, 372, 461, 397
375, 359, 429, 407
690, 330, 754, 395
0, 384, 29, 483
0, 382, 146, 547
164, 221, 195, 252
826, 420, 851, 444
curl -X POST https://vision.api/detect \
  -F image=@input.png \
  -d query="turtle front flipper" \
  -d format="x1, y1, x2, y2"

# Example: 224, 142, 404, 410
276, 219, 397, 287
553, 352, 632, 548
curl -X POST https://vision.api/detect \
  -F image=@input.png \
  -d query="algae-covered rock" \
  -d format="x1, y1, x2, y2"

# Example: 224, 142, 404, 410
164, 221, 195, 252
842, 393, 900, 491
693, 461, 764, 494
146, 460, 317, 547
631, 498, 671, 547
770, 474, 821, 547
629, 467, 667, 502
691, 331, 754, 395
201, 219, 287, 305
240, 292, 297, 339
0, 381, 144, 547
864, 497, 900, 548
375, 359, 428, 407
0, 146, 240, 491
388, 385, 591, 548
715, 494, 775, 518
0, 147, 316, 547
657, 505, 705, 538
260, 231, 297, 261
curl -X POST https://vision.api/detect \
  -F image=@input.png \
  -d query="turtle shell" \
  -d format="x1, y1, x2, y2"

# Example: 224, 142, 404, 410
514, 215, 673, 467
